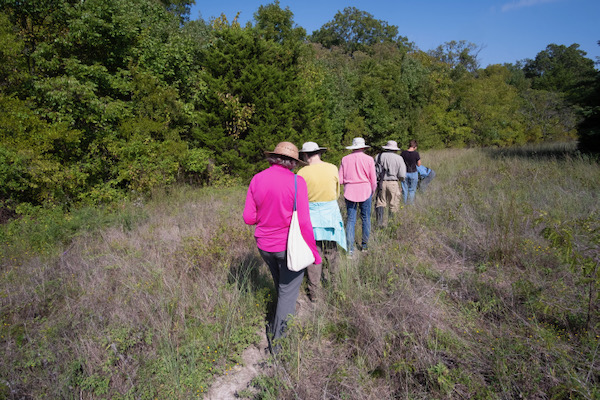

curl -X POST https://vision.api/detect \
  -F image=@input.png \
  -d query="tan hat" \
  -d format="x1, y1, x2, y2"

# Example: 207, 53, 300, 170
346, 137, 370, 150
264, 141, 305, 164
382, 140, 400, 151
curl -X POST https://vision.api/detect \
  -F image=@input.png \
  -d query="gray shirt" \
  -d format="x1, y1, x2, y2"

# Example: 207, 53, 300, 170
375, 152, 407, 182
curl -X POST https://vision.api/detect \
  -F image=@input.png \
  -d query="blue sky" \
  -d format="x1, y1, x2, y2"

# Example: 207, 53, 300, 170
189, 0, 599, 68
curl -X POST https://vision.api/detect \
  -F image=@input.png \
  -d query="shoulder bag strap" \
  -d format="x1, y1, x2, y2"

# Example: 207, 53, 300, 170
376, 154, 385, 182
293, 174, 298, 211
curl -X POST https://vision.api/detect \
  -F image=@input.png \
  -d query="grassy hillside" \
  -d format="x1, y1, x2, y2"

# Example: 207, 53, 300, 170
1, 143, 599, 399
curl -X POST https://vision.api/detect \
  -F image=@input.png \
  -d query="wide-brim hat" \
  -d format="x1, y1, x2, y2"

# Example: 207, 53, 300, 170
382, 140, 400, 151
346, 137, 370, 150
264, 141, 306, 165
299, 141, 327, 153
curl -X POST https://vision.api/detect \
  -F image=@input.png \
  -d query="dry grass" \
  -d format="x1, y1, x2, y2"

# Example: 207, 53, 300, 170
1, 143, 599, 399
1, 186, 270, 399
257, 143, 600, 399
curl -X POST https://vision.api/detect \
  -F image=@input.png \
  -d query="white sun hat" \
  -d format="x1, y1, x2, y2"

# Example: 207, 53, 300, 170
381, 140, 400, 151
299, 142, 327, 153
345, 137, 370, 150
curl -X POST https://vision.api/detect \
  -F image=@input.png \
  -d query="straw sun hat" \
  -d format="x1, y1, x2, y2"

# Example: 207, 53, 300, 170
264, 141, 305, 164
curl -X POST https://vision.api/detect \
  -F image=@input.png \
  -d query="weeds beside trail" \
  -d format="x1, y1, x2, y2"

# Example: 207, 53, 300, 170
1, 186, 271, 399
1, 143, 599, 399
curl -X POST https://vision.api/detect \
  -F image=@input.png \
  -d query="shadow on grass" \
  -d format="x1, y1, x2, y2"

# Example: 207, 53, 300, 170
228, 253, 274, 293
228, 252, 277, 331
484, 142, 581, 160
228, 252, 282, 354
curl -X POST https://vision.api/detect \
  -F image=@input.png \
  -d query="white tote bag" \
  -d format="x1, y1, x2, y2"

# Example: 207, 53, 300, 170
287, 175, 315, 272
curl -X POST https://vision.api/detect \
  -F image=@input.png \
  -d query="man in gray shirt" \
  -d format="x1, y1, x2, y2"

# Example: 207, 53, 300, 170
374, 140, 407, 227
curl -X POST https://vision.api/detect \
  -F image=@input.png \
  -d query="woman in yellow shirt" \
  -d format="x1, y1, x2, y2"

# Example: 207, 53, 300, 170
298, 142, 347, 302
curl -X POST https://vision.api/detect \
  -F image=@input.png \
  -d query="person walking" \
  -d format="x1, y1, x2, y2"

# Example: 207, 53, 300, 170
400, 139, 421, 205
298, 142, 347, 302
374, 140, 406, 227
243, 142, 322, 352
339, 137, 377, 256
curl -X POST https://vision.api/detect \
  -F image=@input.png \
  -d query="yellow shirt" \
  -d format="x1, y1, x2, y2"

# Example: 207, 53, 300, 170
297, 162, 340, 202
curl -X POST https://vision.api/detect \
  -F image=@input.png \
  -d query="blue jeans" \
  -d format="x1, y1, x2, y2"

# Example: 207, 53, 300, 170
402, 172, 418, 204
345, 196, 372, 252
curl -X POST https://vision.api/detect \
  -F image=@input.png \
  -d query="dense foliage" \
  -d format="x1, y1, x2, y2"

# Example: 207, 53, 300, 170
0, 0, 598, 214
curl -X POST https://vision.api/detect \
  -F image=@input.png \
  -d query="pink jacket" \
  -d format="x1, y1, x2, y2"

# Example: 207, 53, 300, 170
339, 151, 377, 202
243, 165, 322, 264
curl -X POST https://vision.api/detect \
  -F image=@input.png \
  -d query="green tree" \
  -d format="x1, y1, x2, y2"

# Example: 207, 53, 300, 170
310, 44, 359, 157
524, 43, 599, 152
457, 65, 525, 146
519, 89, 579, 142
0, 93, 86, 205
0, 0, 200, 207
192, 13, 323, 179
309, 7, 412, 55
503, 61, 531, 92
311, 40, 428, 149
523, 43, 596, 104
416, 53, 473, 148
158, 0, 194, 22
578, 88, 600, 153
505, 57, 580, 144
253, 0, 305, 43
0, 0, 75, 75
0, 12, 26, 91
428, 40, 482, 76
577, 41, 600, 153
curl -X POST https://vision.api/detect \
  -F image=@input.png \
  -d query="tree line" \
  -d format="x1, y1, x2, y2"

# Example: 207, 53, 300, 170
0, 0, 598, 215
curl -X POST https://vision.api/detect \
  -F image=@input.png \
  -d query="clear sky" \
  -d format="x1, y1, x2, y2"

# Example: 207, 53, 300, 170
189, 0, 599, 68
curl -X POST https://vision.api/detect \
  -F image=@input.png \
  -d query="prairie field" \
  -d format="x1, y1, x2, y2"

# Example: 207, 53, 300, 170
1, 143, 599, 399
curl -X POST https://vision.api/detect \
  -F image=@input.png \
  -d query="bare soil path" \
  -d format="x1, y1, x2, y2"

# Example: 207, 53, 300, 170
204, 294, 313, 399
204, 331, 269, 399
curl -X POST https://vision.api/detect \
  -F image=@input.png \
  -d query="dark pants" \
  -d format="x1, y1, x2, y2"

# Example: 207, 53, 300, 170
258, 249, 305, 342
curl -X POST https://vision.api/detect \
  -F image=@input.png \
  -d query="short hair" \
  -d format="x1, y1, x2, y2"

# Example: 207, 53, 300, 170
266, 154, 298, 170
409, 139, 418, 148
300, 151, 321, 163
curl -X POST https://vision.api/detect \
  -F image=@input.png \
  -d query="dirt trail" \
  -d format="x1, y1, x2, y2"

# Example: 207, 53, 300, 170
204, 331, 269, 399
205, 295, 313, 399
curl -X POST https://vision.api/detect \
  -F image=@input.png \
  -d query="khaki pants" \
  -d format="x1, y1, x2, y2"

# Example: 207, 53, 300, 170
306, 240, 339, 301
375, 180, 401, 212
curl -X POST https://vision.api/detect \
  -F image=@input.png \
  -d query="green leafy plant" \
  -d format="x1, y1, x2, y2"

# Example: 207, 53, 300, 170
537, 212, 600, 329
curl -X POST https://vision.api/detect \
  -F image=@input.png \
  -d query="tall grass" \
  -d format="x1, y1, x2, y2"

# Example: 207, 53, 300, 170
1, 186, 272, 399
261, 143, 600, 399
1, 143, 599, 399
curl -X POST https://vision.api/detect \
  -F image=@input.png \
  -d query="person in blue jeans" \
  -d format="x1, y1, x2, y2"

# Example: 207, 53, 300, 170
344, 195, 372, 254
400, 139, 421, 204
339, 138, 377, 255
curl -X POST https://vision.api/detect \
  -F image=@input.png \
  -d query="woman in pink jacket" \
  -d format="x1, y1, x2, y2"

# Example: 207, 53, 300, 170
243, 142, 322, 351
